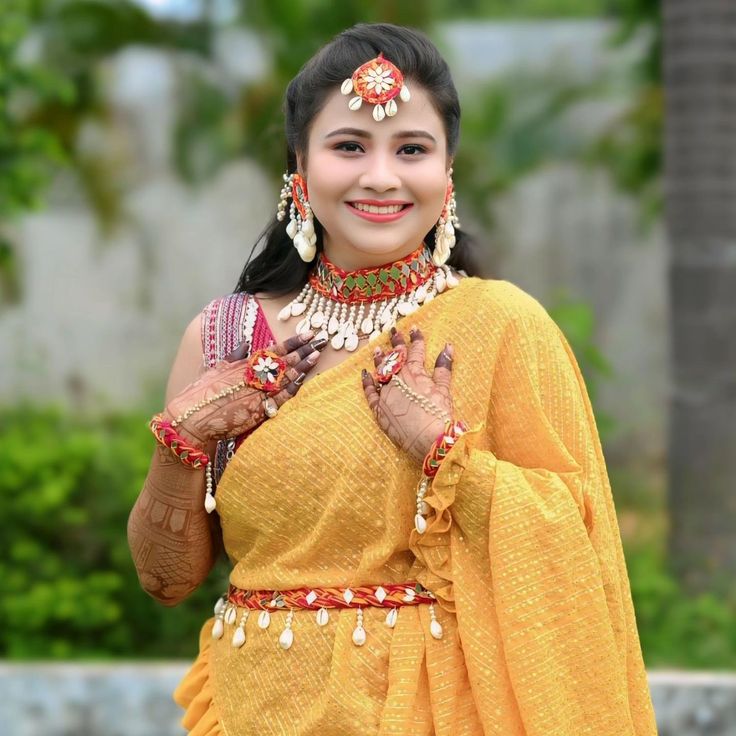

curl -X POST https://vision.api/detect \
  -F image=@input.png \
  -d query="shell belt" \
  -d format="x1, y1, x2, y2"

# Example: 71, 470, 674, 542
211, 582, 445, 650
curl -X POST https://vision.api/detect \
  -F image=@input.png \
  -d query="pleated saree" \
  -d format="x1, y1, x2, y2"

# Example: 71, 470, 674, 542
173, 277, 659, 735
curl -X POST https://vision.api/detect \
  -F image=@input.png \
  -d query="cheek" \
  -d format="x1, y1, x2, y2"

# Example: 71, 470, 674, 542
306, 152, 354, 201
413, 166, 448, 212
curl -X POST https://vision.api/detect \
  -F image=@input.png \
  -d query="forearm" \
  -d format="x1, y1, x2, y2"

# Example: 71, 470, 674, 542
127, 442, 220, 606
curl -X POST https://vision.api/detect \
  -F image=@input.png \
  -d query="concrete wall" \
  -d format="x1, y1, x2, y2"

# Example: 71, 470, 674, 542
1, 664, 734, 736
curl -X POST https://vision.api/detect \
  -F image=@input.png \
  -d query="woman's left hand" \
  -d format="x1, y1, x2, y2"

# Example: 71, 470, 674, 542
361, 327, 454, 464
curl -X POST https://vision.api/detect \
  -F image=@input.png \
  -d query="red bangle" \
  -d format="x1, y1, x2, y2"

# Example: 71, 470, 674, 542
422, 419, 468, 478
149, 413, 210, 469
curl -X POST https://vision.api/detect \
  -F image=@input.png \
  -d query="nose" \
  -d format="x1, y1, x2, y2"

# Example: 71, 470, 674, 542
358, 151, 402, 192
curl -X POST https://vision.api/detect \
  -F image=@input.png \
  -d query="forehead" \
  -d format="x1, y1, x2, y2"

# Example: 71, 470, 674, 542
308, 84, 446, 144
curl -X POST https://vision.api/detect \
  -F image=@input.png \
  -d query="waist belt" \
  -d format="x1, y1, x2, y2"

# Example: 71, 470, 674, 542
210, 582, 445, 650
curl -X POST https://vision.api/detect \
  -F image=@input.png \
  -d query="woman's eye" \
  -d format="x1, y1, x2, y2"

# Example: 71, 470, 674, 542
336, 142, 363, 153
400, 144, 426, 155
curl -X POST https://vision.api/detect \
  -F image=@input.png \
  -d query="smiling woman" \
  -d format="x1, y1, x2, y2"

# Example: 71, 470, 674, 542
127, 22, 659, 736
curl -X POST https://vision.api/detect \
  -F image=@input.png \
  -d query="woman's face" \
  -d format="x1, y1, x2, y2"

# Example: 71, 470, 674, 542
300, 83, 450, 270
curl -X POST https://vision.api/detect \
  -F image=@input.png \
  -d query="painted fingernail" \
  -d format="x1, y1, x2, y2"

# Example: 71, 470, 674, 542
307, 350, 320, 363
361, 369, 369, 380
311, 337, 328, 350
294, 372, 306, 386
390, 327, 397, 336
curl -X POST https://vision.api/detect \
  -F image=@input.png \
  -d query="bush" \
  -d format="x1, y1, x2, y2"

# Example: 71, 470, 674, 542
627, 542, 736, 669
0, 405, 228, 660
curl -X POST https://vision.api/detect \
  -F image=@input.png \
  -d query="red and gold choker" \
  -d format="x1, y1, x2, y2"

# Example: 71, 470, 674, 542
277, 245, 460, 351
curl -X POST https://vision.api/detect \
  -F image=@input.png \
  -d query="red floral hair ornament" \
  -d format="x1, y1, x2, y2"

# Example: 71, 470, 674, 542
340, 53, 412, 122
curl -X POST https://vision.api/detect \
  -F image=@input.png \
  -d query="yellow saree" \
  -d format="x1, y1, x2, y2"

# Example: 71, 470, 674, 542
173, 277, 658, 735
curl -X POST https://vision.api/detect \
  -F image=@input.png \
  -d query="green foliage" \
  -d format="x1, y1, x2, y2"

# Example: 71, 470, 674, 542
456, 71, 599, 233
627, 543, 736, 669
0, 0, 74, 220
583, 0, 662, 227
0, 405, 228, 660
548, 293, 615, 438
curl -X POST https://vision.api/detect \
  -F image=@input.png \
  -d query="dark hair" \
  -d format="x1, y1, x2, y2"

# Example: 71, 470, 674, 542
234, 23, 478, 296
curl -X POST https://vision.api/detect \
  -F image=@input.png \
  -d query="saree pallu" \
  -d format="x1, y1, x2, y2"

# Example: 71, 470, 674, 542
173, 277, 659, 736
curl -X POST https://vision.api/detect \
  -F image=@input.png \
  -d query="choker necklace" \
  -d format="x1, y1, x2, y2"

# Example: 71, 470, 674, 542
277, 244, 460, 351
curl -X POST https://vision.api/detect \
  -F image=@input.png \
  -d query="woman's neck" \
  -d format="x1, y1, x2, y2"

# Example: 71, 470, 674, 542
321, 241, 425, 272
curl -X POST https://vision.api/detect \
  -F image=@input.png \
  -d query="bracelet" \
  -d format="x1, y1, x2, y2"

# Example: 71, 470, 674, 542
152, 350, 288, 514
422, 419, 468, 478
392, 377, 451, 422
414, 419, 468, 535
149, 413, 217, 514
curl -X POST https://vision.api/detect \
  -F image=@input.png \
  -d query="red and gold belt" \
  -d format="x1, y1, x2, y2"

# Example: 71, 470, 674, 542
210, 581, 445, 650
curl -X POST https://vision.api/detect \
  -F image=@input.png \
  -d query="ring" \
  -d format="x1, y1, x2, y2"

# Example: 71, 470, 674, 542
263, 396, 279, 418
244, 349, 288, 395
373, 345, 408, 385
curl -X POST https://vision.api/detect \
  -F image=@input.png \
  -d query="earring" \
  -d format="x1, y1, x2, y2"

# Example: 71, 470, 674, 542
276, 171, 317, 262
432, 172, 460, 267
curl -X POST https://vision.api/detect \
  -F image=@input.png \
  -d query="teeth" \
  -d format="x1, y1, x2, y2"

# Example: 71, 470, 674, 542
352, 202, 406, 214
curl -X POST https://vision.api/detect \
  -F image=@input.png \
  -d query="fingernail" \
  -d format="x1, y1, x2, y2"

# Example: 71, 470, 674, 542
294, 372, 306, 386
310, 337, 328, 350
390, 327, 397, 336
307, 350, 320, 363
361, 369, 368, 379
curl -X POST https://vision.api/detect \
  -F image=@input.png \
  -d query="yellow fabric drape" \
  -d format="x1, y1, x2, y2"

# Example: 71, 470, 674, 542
173, 277, 658, 736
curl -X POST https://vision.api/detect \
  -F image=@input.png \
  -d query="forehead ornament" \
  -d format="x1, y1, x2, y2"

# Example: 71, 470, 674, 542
340, 53, 412, 122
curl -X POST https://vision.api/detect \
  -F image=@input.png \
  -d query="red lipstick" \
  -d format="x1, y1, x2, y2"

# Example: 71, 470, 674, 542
346, 200, 413, 223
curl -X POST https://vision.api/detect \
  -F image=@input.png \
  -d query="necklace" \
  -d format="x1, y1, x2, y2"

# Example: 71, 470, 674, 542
277, 244, 460, 351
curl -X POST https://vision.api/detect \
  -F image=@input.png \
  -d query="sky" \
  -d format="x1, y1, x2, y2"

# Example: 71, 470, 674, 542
132, 0, 238, 22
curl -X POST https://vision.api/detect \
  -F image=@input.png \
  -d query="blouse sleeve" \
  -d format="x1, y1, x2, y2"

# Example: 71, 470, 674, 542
409, 300, 658, 736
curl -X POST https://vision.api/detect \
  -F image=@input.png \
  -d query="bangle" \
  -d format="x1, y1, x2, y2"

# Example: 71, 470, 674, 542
149, 413, 217, 514
422, 419, 468, 478
414, 419, 468, 535
149, 414, 209, 468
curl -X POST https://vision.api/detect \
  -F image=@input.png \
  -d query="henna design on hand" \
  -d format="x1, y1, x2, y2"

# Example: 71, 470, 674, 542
361, 327, 455, 463
127, 445, 220, 605
164, 332, 327, 445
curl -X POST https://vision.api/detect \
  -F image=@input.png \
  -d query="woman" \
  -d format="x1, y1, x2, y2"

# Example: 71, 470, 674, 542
127, 23, 658, 736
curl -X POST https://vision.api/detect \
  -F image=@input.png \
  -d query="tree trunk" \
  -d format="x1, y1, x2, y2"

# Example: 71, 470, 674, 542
663, 0, 736, 595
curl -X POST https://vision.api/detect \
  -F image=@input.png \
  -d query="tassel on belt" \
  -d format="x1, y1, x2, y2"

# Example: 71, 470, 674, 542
210, 581, 445, 650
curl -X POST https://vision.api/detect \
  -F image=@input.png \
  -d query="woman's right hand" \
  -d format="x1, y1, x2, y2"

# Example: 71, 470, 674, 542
163, 332, 327, 447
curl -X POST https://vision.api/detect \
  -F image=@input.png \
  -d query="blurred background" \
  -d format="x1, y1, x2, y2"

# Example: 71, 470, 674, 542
2, 0, 735, 734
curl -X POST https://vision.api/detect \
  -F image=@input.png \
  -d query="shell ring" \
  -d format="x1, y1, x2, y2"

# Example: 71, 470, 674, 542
244, 349, 288, 395
263, 396, 279, 418
373, 345, 407, 385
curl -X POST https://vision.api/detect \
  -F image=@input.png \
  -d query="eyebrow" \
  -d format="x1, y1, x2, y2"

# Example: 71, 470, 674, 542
324, 127, 437, 143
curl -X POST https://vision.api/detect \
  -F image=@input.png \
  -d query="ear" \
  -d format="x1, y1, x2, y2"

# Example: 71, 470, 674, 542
296, 151, 307, 178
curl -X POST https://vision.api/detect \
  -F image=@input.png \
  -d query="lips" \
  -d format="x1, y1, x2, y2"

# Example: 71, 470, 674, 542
346, 201, 413, 223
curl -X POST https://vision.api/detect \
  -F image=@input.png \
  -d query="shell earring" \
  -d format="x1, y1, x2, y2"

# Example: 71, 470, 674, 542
432, 173, 460, 267
276, 172, 317, 262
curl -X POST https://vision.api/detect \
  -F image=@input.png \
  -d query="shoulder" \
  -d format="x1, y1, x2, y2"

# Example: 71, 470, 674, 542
451, 276, 557, 334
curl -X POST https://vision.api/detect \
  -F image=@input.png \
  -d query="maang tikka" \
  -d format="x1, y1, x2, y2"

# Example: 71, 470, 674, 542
433, 173, 461, 267
341, 53, 411, 122
276, 172, 317, 262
